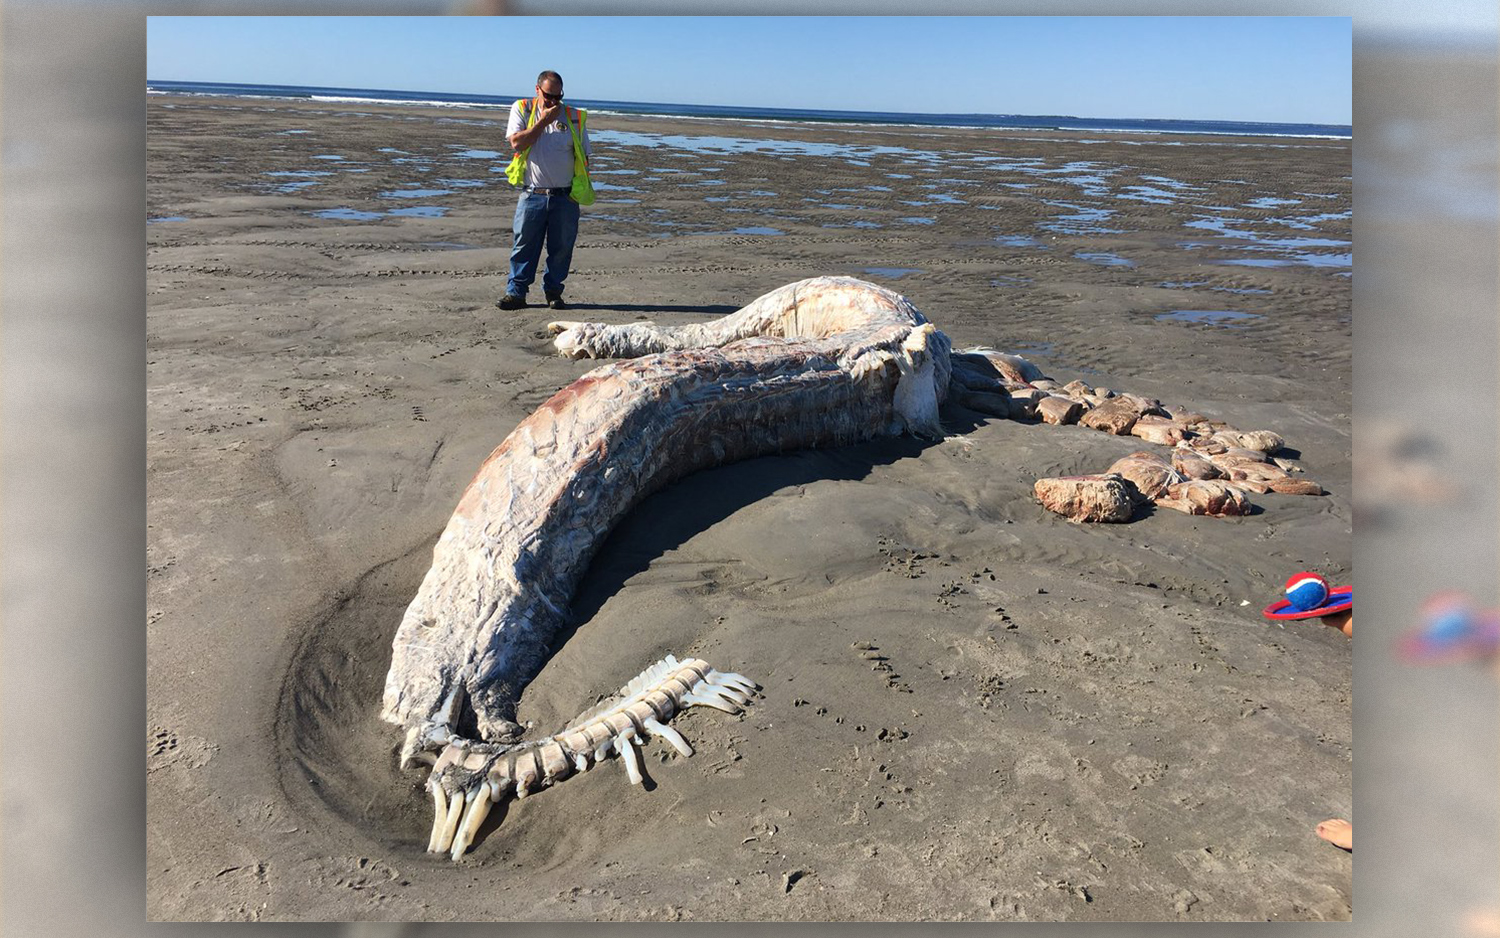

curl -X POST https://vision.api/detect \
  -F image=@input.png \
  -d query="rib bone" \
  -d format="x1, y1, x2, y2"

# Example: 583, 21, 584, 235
434, 786, 464, 854
708, 669, 757, 695
426, 785, 449, 853
449, 789, 491, 861
617, 732, 643, 785
644, 717, 693, 757
682, 689, 742, 713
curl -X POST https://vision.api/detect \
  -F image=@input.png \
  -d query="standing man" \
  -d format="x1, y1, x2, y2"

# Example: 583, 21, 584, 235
497, 70, 591, 311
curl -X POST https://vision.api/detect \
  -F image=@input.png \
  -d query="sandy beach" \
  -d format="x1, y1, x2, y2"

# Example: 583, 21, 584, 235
146, 94, 1352, 921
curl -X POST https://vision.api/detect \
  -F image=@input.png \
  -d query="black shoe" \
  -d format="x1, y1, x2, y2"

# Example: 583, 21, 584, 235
545, 293, 568, 311
496, 294, 525, 311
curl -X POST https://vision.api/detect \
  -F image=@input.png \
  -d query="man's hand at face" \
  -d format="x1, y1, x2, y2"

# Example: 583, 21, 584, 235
536, 84, 565, 126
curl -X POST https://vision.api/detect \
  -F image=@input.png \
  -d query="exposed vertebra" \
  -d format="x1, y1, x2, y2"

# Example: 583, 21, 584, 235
422, 655, 756, 860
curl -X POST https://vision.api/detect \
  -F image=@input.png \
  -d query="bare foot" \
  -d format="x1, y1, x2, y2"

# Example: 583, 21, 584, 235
1320, 609, 1353, 637
1316, 818, 1352, 850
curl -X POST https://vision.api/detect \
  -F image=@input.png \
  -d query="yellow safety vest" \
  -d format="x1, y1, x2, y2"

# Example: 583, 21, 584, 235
504, 97, 594, 206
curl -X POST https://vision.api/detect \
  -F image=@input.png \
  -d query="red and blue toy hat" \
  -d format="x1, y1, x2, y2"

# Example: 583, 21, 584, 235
1262, 571, 1352, 620
1397, 592, 1500, 664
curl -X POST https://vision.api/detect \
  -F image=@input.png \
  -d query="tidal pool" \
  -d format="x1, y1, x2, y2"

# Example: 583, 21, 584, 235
312, 208, 383, 221
993, 234, 1047, 248
1155, 310, 1263, 326
378, 188, 454, 198
1075, 251, 1136, 267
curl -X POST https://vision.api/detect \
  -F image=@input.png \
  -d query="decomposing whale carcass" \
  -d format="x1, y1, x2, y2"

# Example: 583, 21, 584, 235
381, 277, 1026, 860
380, 275, 1328, 859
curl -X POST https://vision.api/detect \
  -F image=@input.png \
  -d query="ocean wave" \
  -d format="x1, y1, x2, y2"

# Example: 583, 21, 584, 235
308, 94, 508, 110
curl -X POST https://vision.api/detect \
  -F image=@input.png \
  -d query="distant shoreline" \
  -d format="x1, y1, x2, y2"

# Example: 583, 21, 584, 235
145, 79, 1353, 140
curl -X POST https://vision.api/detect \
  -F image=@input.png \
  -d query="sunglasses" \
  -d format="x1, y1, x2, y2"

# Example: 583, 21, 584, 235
539, 89, 563, 102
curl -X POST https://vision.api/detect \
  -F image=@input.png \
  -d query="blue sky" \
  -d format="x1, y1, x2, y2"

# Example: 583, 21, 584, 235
147, 16, 1352, 124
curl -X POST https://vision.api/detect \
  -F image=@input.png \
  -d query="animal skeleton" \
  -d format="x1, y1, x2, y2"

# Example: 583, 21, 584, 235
381, 277, 1006, 859
379, 275, 1311, 859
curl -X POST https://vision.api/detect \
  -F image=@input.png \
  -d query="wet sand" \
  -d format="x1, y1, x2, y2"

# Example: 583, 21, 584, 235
147, 95, 1352, 921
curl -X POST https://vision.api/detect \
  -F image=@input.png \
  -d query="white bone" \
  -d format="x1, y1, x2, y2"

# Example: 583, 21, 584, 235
709, 669, 757, 694
450, 789, 492, 861
438, 684, 465, 720
617, 732, 643, 785
706, 682, 751, 706
695, 683, 745, 709
427, 783, 449, 852
431, 746, 462, 774
683, 690, 739, 714
594, 738, 613, 762
435, 784, 465, 852
573, 751, 590, 773
716, 678, 753, 697
643, 717, 693, 757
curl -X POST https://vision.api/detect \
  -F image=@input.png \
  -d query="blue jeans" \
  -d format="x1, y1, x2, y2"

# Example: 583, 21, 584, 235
506, 191, 580, 298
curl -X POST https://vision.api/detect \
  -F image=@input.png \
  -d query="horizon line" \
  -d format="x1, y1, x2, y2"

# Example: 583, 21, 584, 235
145, 78, 1354, 129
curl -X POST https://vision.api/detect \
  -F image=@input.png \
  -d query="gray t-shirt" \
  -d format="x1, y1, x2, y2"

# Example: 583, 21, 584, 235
506, 99, 591, 189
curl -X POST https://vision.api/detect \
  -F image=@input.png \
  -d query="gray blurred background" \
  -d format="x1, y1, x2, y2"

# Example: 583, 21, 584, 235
3, 0, 1495, 933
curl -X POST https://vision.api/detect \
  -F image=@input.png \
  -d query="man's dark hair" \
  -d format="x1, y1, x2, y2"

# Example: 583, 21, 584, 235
537, 70, 563, 87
